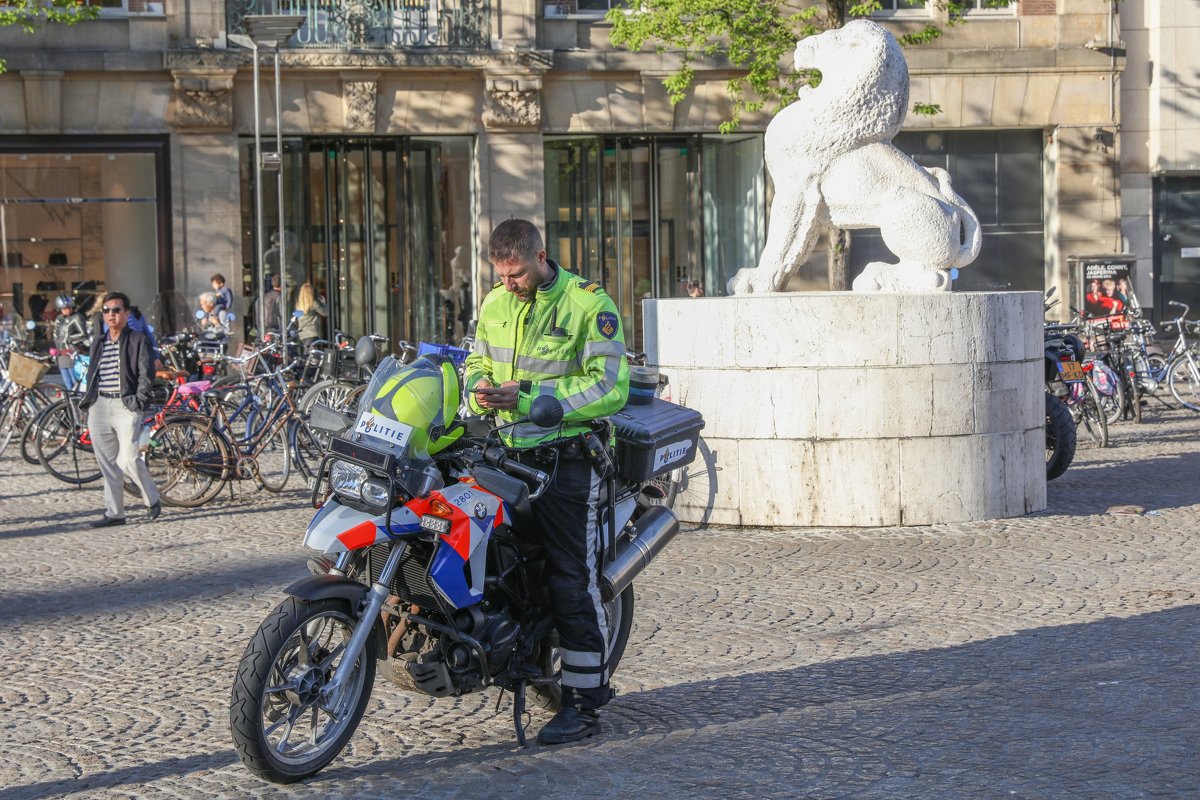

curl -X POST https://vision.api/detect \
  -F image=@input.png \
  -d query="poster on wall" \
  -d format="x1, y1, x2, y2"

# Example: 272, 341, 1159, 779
1073, 255, 1138, 325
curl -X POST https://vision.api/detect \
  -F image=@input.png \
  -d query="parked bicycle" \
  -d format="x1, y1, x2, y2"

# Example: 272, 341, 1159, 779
144, 359, 311, 506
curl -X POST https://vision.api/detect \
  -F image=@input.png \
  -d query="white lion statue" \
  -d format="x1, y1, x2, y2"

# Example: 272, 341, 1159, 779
728, 19, 981, 294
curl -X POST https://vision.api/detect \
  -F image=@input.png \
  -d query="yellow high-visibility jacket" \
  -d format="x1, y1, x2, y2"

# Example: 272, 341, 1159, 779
464, 261, 630, 447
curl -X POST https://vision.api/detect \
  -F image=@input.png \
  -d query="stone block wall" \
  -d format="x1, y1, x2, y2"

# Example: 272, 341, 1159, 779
644, 292, 1046, 528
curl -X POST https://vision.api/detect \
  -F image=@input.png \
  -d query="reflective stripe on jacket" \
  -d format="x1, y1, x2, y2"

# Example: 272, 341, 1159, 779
464, 261, 630, 447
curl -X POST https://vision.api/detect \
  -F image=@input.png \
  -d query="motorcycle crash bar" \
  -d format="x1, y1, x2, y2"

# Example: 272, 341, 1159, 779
600, 505, 680, 602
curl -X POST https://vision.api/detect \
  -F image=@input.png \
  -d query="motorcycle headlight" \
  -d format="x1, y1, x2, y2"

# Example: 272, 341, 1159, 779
330, 460, 368, 500
361, 478, 390, 508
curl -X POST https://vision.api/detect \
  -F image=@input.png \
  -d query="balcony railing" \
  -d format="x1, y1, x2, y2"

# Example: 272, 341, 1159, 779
227, 0, 490, 49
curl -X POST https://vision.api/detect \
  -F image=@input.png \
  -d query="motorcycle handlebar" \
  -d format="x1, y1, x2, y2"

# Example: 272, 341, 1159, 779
481, 444, 549, 488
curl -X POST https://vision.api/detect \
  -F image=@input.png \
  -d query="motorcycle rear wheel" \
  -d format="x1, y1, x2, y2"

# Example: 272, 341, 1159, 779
230, 597, 376, 784
1045, 392, 1076, 481
529, 584, 635, 711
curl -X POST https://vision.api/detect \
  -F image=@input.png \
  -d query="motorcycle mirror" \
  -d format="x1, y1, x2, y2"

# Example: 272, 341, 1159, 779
528, 395, 564, 428
309, 403, 354, 435
194, 309, 206, 320
1045, 286, 1057, 300
354, 335, 376, 368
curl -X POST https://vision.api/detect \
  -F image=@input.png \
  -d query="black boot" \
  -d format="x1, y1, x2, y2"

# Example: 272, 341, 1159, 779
536, 706, 600, 745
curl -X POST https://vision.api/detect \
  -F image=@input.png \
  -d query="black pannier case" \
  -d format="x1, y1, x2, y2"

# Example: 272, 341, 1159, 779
611, 398, 705, 482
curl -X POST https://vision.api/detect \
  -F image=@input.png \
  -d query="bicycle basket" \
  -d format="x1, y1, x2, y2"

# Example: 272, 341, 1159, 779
8, 351, 49, 389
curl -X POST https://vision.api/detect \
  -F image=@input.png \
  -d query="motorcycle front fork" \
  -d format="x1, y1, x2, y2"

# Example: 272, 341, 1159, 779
324, 542, 407, 697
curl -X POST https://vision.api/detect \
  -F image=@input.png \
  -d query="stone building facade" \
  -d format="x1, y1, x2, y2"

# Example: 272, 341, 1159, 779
0, 0, 1147, 347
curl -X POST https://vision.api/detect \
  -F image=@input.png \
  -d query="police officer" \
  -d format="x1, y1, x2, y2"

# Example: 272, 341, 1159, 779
464, 218, 630, 745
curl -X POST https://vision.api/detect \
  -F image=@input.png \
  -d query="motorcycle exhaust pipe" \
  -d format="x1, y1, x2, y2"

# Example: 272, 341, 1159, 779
600, 505, 680, 602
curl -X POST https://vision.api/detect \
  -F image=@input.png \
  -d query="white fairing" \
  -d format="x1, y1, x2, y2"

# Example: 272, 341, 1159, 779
304, 499, 422, 554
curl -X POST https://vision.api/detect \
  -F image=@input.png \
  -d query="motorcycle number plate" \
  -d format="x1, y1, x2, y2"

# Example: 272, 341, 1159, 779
420, 514, 452, 536
1058, 361, 1085, 383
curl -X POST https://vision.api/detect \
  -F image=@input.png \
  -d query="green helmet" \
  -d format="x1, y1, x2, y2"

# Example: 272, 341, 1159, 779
365, 355, 464, 459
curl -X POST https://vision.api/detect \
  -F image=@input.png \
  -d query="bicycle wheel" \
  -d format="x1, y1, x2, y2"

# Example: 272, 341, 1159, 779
0, 393, 21, 457
290, 417, 326, 485
671, 436, 718, 530
298, 379, 360, 415
1167, 353, 1200, 412
1147, 353, 1169, 390
35, 399, 101, 485
1077, 377, 1109, 448
217, 390, 263, 445
0, 385, 51, 458
253, 422, 291, 492
145, 417, 231, 507
18, 384, 64, 464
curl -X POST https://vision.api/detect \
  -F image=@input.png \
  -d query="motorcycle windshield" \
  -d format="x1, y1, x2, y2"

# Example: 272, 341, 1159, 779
352, 354, 462, 465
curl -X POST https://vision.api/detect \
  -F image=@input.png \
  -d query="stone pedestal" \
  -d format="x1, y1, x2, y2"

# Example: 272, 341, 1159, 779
643, 292, 1046, 527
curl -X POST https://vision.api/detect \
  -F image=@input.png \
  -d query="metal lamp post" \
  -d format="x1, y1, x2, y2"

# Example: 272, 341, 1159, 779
229, 13, 305, 343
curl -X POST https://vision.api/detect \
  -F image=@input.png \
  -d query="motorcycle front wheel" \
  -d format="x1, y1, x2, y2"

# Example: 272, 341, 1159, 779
230, 597, 376, 784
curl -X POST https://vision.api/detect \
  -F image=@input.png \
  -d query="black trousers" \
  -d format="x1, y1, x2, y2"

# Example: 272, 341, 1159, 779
519, 450, 610, 710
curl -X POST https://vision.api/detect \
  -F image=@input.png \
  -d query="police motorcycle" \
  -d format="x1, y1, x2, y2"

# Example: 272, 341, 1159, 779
230, 337, 704, 783
1043, 288, 1081, 480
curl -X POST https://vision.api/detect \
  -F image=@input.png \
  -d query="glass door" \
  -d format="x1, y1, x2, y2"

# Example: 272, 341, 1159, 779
547, 135, 734, 349
1155, 177, 1200, 321
545, 137, 604, 280
272, 137, 473, 347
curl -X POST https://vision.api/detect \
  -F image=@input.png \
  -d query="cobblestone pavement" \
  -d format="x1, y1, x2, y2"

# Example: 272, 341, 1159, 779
1, 408, 1198, 800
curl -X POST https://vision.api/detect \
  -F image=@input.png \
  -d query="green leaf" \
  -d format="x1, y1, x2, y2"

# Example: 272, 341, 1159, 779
913, 102, 943, 116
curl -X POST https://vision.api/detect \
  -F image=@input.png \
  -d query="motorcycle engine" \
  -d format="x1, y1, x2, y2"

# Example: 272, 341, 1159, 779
390, 604, 522, 697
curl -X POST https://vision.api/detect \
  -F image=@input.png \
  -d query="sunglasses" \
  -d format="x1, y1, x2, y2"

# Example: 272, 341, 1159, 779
101, 306, 126, 315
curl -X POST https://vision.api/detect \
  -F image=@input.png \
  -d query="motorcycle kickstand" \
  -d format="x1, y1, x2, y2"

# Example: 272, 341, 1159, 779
510, 679, 529, 747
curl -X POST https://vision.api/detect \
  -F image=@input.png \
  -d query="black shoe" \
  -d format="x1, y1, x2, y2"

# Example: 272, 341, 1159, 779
90, 516, 126, 528
536, 706, 600, 745
147, 502, 162, 521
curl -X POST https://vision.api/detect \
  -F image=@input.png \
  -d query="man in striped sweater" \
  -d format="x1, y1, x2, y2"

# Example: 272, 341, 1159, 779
79, 291, 161, 527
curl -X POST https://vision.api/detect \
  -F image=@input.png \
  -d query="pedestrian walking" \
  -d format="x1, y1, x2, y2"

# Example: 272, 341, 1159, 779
260, 273, 282, 336
79, 291, 162, 527
294, 282, 327, 347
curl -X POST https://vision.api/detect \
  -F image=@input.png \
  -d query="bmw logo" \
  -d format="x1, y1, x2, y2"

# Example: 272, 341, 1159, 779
473, 502, 488, 520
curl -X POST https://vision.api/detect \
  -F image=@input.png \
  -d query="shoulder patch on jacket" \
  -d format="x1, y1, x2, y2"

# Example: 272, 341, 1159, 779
576, 280, 602, 294
596, 311, 619, 340
493, 280, 504, 289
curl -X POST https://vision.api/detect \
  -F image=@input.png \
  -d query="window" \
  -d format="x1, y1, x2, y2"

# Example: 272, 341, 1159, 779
960, 0, 1015, 15
0, 150, 166, 330
81, 0, 164, 15
544, 0, 615, 17
848, 130, 1045, 292
871, 0, 930, 16
545, 134, 766, 346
